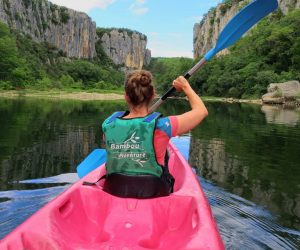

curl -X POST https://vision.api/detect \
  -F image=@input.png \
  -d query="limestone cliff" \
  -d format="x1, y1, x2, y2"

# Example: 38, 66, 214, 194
278, 0, 300, 14
193, 0, 300, 58
0, 0, 96, 58
0, 0, 151, 67
98, 28, 151, 69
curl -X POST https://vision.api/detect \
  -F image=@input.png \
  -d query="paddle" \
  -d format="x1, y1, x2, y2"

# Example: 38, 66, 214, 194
149, 0, 278, 112
76, 149, 107, 178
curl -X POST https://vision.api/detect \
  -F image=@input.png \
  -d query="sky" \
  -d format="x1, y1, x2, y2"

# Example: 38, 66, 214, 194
49, 0, 222, 58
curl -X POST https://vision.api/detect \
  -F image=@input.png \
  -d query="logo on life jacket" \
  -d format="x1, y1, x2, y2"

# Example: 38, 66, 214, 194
109, 131, 147, 167
110, 131, 142, 150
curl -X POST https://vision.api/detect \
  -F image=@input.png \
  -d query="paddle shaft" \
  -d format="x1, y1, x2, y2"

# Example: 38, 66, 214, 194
149, 58, 206, 112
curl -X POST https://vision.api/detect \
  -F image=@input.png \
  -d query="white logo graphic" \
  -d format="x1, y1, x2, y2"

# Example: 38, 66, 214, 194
124, 131, 140, 143
109, 131, 147, 167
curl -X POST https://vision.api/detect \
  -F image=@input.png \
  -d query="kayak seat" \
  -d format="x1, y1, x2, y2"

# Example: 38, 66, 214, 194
138, 195, 200, 249
103, 172, 173, 199
49, 188, 112, 248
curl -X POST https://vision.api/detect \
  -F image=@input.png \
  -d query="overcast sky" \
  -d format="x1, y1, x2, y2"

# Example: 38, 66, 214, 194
50, 0, 222, 58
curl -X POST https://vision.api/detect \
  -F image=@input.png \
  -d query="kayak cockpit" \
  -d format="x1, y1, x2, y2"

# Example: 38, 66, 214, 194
3, 187, 200, 250
49, 187, 200, 249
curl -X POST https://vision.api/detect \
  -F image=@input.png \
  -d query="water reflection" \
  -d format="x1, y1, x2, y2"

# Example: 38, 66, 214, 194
175, 136, 300, 249
261, 105, 300, 126
189, 102, 300, 230
0, 98, 126, 190
0, 98, 299, 248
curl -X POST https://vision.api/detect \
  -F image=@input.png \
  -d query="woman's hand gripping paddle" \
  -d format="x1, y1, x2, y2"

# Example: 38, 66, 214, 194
149, 0, 278, 112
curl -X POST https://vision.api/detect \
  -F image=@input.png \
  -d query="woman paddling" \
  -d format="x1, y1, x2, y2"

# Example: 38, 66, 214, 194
102, 70, 208, 198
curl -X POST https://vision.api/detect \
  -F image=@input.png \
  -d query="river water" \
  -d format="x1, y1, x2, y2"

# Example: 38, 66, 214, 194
0, 98, 299, 249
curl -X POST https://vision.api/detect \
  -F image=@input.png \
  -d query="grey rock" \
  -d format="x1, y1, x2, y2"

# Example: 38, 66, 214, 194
279, 0, 300, 14
100, 30, 150, 69
267, 81, 300, 97
261, 94, 285, 105
144, 49, 151, 66
262, 81, 300, 104
0, 0, 96, 58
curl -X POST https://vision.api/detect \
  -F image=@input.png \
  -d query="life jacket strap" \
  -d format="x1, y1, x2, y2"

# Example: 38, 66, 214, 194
107, 111, 161, 124
107, 111, 126, 124
143, 112, 162, 123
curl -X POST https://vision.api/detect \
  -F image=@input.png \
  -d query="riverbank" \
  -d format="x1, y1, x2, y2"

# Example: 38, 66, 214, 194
0, 90, 263, 104
204, 97, 300, 109
0, 90, 264, 104
0, 90, 124, 101
202, 97, 262, 105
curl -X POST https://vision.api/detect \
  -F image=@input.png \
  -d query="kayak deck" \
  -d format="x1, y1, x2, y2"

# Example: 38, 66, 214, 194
0, 142, 224, 250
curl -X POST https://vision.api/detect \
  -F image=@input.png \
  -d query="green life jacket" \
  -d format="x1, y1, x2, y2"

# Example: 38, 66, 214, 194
102, 111, 163, 177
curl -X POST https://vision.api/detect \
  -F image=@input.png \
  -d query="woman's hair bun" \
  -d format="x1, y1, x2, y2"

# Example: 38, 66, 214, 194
125, 70, 154, 106
138, 71, 152, 87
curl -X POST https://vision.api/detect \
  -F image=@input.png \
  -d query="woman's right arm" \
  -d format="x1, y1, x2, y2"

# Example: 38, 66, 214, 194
172, 76, 208, 135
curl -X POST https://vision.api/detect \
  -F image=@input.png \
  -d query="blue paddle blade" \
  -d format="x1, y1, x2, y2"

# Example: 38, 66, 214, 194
76, 149, 107, 178
204, 0, 278, 61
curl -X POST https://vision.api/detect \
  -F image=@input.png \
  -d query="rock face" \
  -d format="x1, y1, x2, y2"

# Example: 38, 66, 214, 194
0, 0, 96, 58
278, 0, 300, 14
193, 0, 300, 58
0, 0, 151, 67
99, 29, 151, 69
144, 49, 151, 66
262, 81, 300, 104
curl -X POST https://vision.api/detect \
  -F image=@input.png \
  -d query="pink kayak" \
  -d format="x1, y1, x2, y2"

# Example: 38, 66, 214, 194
0, 142, 224, 250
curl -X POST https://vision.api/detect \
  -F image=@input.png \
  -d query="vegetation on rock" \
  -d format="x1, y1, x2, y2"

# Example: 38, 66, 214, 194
148, 10, 300, 99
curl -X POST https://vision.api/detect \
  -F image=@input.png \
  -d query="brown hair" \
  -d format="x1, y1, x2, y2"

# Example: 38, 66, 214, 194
124, 70, 154, 106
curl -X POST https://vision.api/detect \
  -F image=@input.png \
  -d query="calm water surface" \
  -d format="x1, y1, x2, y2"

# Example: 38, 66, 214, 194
0, 98, 299, 249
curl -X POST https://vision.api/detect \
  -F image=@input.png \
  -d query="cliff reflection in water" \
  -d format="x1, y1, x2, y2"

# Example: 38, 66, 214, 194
0, 98, 126, 190
189, 102, 300, 230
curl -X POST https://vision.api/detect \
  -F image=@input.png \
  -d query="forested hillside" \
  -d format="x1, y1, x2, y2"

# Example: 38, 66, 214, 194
148, 10, 300, 99
0, 22, 124, 90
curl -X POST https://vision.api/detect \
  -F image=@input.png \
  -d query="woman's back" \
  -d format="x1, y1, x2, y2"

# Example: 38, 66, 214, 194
102, 70, 208, 198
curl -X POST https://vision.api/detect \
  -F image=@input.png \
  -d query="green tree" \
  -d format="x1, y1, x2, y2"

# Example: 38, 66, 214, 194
59, 74, 75, 87
0, 23, 19, 81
